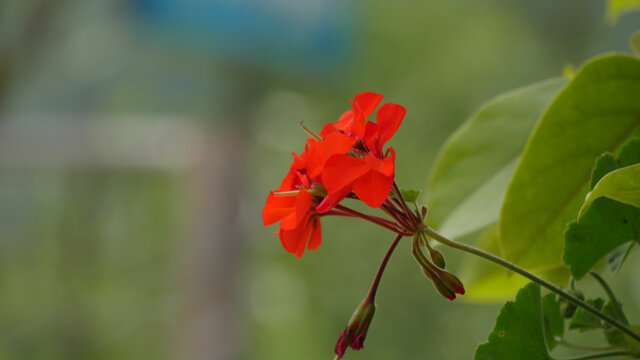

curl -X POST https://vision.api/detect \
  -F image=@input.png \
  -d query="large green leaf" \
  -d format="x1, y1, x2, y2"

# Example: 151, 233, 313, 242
564, 140, 640, 279
606, 0, 640, 23
631, 30, 640, 58
426, 78, 567, 239
475, 283, 563, 360
499, 54, 640, 272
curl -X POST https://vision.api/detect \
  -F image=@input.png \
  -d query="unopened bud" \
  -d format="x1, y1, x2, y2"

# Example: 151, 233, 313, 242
441, 272, 465, 296
334, 299, 376, 358
428, 270, 456, 300
429, 248, 446, 269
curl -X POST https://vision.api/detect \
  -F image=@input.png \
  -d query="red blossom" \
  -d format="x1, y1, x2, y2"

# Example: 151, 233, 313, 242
263, 91, 407, 255
320, 91, 384, 140
262, 130, 353, 257
320, 96, 406, 210
262, 168, 321, 257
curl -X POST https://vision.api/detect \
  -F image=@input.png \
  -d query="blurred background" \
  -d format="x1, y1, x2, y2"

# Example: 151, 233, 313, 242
1, 0, 639, 359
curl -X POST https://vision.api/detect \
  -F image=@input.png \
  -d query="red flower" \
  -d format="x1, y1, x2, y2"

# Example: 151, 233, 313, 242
320, 91, 384, 140
262, 132, 353, 257
320, 99, 406, 210
263, 170, 321, 258
263, 91, 406, 255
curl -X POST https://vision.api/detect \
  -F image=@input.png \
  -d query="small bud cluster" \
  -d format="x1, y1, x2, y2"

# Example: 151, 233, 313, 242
412, 234, 465, 300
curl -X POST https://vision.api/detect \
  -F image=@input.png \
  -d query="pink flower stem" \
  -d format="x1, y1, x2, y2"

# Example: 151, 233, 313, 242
392, 182, 420, 226
335, 205, 409, 235
367, 233, 403, 302
380, 203, 414, 232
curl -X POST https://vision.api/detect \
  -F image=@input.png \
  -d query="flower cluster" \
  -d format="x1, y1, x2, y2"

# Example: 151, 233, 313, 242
262, 92, 405, 257
262, 92, 464, 359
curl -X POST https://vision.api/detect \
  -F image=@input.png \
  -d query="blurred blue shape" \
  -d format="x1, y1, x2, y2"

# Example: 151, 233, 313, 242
132, 0, 352, 73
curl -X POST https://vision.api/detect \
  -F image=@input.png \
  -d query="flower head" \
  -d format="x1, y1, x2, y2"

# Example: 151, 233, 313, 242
263, 91, 407, 256
320, 94, 406, 210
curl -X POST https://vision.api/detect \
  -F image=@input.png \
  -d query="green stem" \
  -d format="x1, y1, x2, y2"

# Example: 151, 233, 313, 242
589, 271, 629, 325
557, 339, 614, 352
554, 350, 635, 360
423, 227, 640, 345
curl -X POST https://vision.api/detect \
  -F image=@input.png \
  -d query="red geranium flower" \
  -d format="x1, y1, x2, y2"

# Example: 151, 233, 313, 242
263, 91, 406, 255
262, 131, 353, 257
320, 91, 384, 140
320, 100, 406, 210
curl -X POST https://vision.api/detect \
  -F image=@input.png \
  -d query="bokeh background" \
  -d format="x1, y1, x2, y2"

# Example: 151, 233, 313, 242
1, 1, 639, 359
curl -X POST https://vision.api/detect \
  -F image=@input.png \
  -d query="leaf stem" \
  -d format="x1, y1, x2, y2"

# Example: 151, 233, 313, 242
589, 271, 629, 325
553, 350, 636, 360
557, 339, 614, 352
423, 227, 640, 345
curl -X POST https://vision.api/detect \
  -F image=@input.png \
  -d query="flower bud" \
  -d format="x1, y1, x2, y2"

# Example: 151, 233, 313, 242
422, 267, 456, 300
429, 248, 446, 269
441, 271, 465, 296
334, 298, 376, 358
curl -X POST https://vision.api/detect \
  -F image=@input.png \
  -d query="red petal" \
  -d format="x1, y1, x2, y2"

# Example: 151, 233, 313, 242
322, 155, 369, 194
307, 217, 322, 250
308, 132, 354, 178
262, 192, 296, 226
380, 148, 395, 176
362, 121, 379, 155
353, 92, 383, 119
376, 103, 406, 148
279, 219, 313, 258
320, 121, 339, 138
315, 186, 352, 213
333, 110, 354, 133
353, 170, 394, 208
280, 190, 312, 230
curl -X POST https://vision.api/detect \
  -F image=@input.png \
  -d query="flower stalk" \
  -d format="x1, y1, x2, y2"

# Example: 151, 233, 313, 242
423, 226, 640, 345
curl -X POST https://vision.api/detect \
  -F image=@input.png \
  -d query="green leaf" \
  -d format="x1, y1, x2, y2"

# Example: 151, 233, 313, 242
399, 188, 422, 203
426, 78, 567, 239
608, 242, 635, 274
606, 0, 640, 23
564, 198, 640, 279
542, 293, 564, 349
579, 164, 640, 217
475, 283, 562, 359
568, 298, 605, 331
564, 139, 640, 279
603, 300, 630, 348
631, 30, 640, 58
499, 54, 640, 272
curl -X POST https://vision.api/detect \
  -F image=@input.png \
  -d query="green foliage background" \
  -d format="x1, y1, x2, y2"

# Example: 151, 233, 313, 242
0, 0, 639, 359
